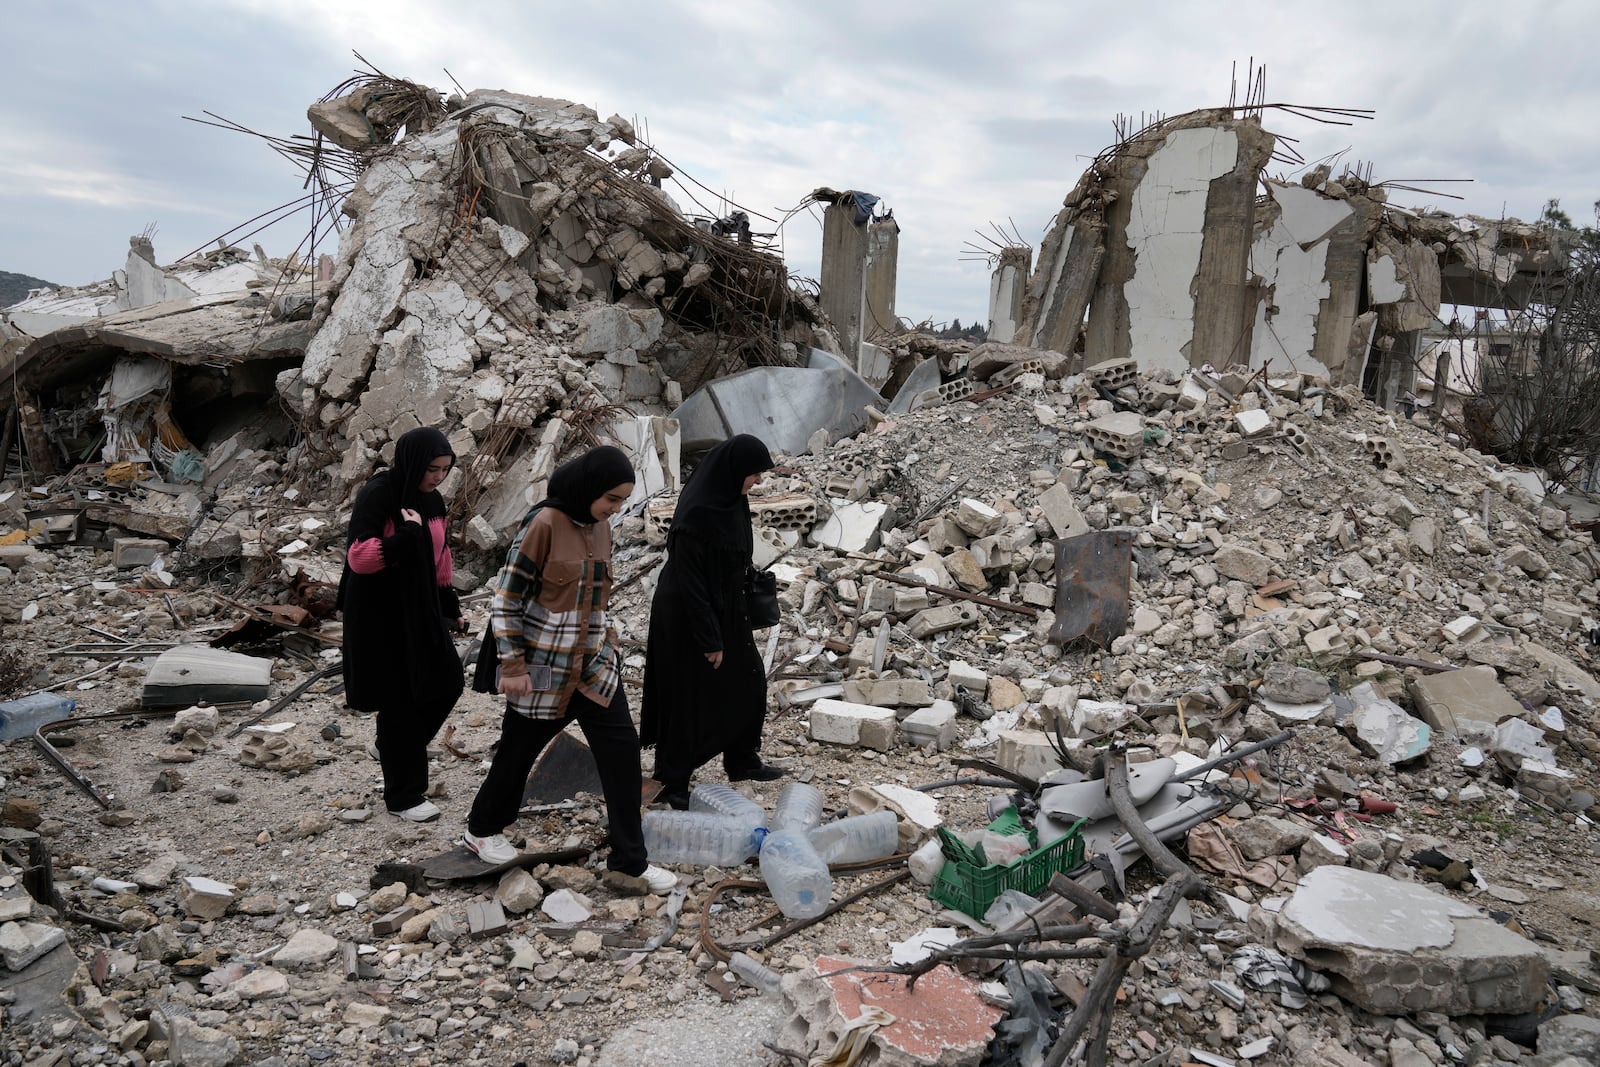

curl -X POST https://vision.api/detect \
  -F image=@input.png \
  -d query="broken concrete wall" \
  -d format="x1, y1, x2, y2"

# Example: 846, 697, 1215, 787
864, 215, 899, 341
1083, 110, 1275, 376
1247, 178, 1383, 381
986, 246, 1031, 345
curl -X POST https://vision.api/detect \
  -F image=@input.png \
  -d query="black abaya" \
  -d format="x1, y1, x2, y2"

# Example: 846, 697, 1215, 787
640, 434, 774, 787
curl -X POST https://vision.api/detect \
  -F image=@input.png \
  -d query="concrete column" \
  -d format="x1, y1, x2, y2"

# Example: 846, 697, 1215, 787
820, 202, 869, 364
987, 246, 1032, 344
864, 216, 899, 340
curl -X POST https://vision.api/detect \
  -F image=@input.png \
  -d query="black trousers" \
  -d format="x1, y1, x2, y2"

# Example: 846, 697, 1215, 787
467, 687, 647, 876
374, 691, 456, 812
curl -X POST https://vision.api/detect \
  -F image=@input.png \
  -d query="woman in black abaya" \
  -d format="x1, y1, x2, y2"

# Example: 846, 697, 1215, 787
338, 427, 465, 821
640, 434, 782, 810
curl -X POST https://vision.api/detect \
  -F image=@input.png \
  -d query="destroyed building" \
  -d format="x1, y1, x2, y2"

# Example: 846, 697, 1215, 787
2, 76, 1599, 1067
1012, 108, 1574, 413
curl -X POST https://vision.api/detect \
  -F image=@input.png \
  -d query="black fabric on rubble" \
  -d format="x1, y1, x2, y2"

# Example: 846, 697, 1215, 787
639, 435, 774, 781
339, 427, 463, 711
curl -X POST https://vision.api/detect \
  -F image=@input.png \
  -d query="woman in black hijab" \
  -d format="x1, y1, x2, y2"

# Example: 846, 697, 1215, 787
338, 426, 465, 822
641, 434, 781, 809
462, 445, 676, 893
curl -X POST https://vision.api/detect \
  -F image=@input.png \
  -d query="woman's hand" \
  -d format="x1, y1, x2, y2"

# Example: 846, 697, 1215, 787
400, 508, 422, 525
704, 651, 723, 668
500, 673, 535, 696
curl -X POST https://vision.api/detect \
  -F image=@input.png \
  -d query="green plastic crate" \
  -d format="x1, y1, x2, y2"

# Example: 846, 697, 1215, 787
929, 809, 1087, 919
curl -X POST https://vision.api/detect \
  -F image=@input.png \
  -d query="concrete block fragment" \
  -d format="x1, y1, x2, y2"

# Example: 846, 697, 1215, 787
907, 603, 980, 639
900, 703, 958, 751
113, 538, 167, 569
179, 876, 236, 920
1084, 411, 1145, 459
1501, 544, 1550, 578
1276, 866, 1548, 1015
995, 730, 1064, 785
1234, 409, 1273, 437
1038, 483, 1089, 539
1408, 665, 1525, 739
1212, 543, 1273, 586
1304, 626, 1348, 658
953, 498, 1003, 538
809, 698, 898, 750
1346, 682, 1432, 764
946, 660, 989, 697
943, 549, 987, 591
0, 920, 66, 970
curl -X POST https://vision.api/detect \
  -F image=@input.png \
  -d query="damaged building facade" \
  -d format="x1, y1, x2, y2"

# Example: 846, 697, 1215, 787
1013, 108, 1572, 410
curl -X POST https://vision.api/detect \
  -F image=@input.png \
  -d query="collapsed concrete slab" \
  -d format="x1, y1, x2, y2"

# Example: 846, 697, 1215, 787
1276, 866, 1548, 1016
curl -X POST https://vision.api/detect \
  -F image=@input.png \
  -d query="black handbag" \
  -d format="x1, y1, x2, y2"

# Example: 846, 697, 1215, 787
470, 619, 500, 693
744, 567, 781, 629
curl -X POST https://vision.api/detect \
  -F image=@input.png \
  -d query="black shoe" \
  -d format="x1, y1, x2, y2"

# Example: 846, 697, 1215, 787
659, 789, 691, 810
727, 762, 787, 783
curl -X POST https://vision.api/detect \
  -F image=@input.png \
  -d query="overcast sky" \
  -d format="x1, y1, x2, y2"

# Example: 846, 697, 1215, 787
4, 0, 1597, 327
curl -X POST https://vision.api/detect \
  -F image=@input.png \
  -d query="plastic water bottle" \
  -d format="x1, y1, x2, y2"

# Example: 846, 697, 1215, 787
757, 827, 833, 919
772, 781, 825, 832
642, 811, 758, 866
727, 951, 782, 995
808, 810, 900, 865
0, 694, 75, 742
688, 784, 767, 829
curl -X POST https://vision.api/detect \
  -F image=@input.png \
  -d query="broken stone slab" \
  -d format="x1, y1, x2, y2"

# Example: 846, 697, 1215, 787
1212, 544, 1273, 587
779, 954, 1005, 1067
809, 698, 898, 752
0, 920, 66, 971
946, 660, 989, 698
1537, 1015, 1600, 1062
809, 499, 888, 554
178, 876, 236, 920
1234, 409, 1273, 437
907, 602, 981, 639
1261, 664, 1331, 705
899, 703, 958, 751
1225, 815, 1311, 861
1037, 482, 1090, 540
953, 498, 1003, 538
1408, 665, 1525, 740
1501, 544, 1550, 579
273, 927, 340, 970
1275, 866, 1548, 1016
1345, 681, 1432, 765
994, 730, 1066, 785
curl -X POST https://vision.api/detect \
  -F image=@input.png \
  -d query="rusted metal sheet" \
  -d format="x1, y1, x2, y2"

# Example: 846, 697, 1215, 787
1049, 530, 1133, 648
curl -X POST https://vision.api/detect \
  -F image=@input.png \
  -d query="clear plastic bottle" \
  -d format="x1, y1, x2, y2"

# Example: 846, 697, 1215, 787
0, 693, 75, 742
688, 784, 767, 830
727, 951, 782, 995
808, 810, 899, 865
642, 811, 758, 866
757, 826, 833, 919
772, 781, 825, 832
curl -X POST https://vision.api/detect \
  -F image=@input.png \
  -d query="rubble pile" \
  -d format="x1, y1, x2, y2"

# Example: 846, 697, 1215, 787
2, 346, 1598, 1066
283, 86, 817, 518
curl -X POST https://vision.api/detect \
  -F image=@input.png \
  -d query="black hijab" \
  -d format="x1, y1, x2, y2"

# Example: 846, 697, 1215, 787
670, 434, 774, 552
534, 445, 636, 525
350, 427, 455, 537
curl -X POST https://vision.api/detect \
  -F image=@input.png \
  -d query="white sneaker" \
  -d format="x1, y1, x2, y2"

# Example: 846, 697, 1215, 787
640, 864, 677, 894
463, 831, 518, 865
391, 799, 441, 822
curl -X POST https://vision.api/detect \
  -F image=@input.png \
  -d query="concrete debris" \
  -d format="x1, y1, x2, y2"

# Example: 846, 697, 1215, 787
4, 73, 1600, 1067
1276, 866, 1549, 1016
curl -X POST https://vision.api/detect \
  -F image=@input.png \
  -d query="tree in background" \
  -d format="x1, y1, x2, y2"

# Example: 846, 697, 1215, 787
1452, 200, 1600, 491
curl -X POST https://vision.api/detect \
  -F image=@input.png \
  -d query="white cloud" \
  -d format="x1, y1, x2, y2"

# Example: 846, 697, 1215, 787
5, 0, 1600, 315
